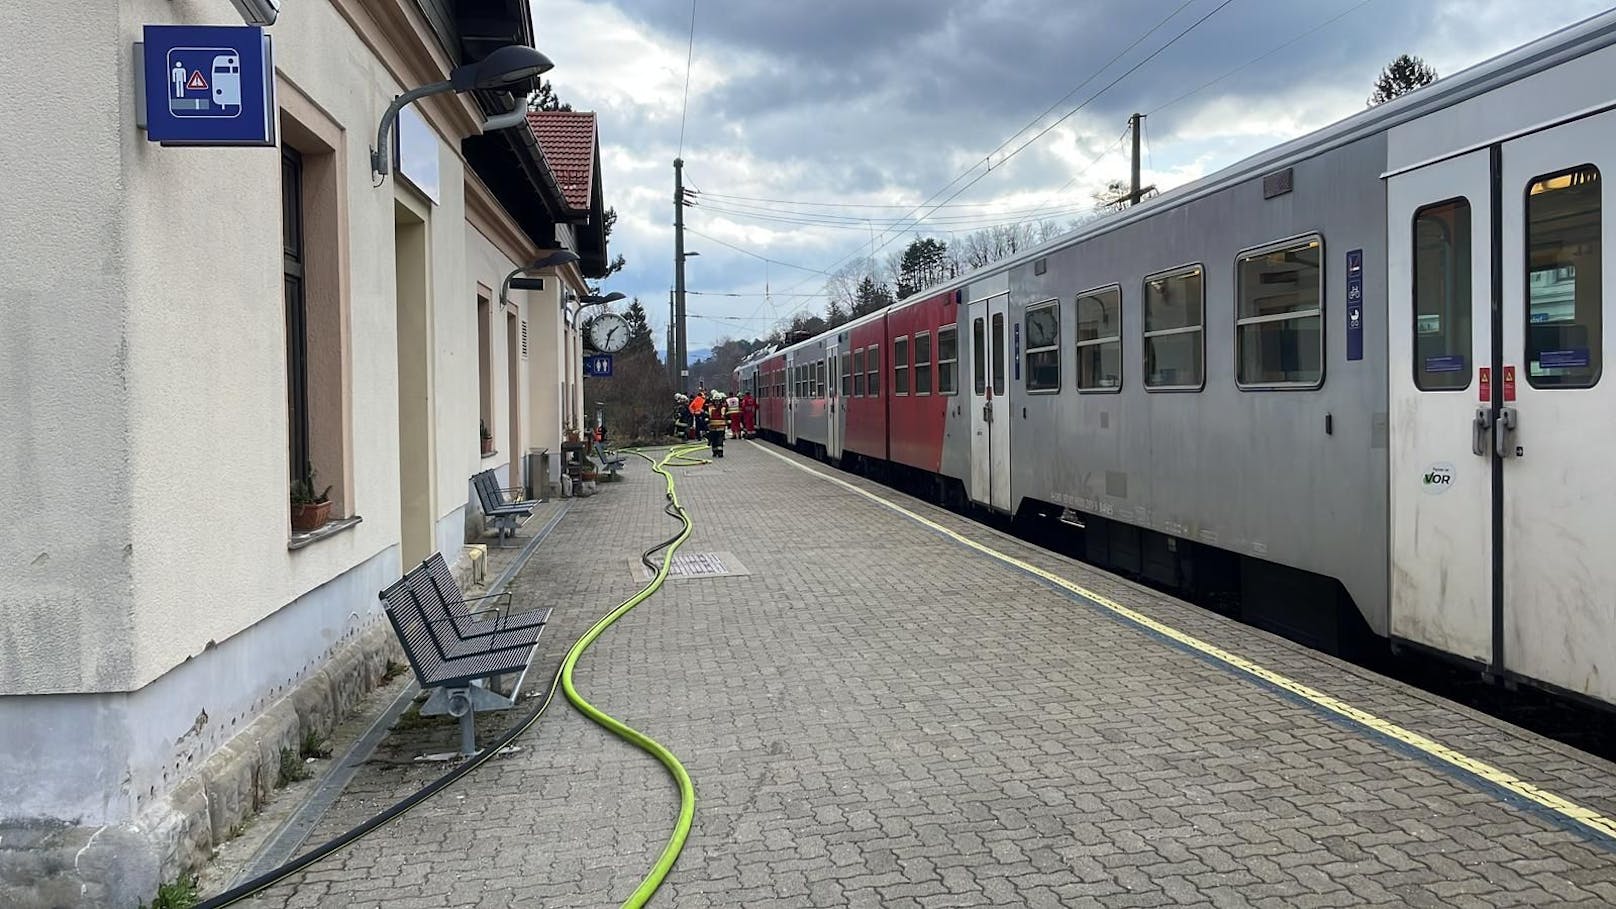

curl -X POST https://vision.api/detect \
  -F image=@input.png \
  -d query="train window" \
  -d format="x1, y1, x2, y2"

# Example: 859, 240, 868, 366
937, 327, 959, 395
1414, 200, 1473, 391
1236, 237, 1323, 389
1076, 285, 1122, 392
973, 318, 986, 394
841, 353, 853, 397
1025, 300, 1060, 392
1525, 165, 1601, 388
867, 346, 881, 396
1143, 265, 1204, 390
853, 349, 866, 396
991, 313, 1006, 395
818, 359, 827, 398
893, 336, 911, 395
914, 332, 933, 395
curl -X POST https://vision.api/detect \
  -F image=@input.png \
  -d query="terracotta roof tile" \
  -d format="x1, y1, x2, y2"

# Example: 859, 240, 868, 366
527, 111, 597, 212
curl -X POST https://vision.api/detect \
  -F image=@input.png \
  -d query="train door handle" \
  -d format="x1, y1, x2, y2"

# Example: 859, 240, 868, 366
983, 402, 992, 422
1495, 407, 1518, 459
1472, 407, 1494, 457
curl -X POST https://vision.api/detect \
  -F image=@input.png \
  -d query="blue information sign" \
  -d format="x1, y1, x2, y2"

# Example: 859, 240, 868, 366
583, 354, 614, 377
142, 25, 276, 146
1345, 248, 1364, 362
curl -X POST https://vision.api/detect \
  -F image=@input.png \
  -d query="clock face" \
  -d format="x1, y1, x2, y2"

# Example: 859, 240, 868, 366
588, 313, 630, 353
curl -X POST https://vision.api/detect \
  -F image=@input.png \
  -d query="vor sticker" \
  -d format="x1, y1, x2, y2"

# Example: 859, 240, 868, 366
1422, 462, 1455, 495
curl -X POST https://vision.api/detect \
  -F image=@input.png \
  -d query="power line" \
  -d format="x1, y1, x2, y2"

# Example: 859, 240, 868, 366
677, 0, 697, 157
683, 228, 834, 275
780, 0, 1237, 297
688, 290, 828, 298
1148, 0, 1378, 118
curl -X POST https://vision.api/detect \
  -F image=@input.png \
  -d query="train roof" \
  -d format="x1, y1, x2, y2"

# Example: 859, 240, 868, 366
762, 7, 1616, 361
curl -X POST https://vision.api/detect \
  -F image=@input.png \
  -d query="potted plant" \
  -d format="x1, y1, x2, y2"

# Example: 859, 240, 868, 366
480, 418, 494, 455
564, 425, 581, 443
290, 466, 333, 532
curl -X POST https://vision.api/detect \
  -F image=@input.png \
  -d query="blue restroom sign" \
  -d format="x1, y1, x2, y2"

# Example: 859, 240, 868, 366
583, 354, 614, 377
142, 25, 276, 146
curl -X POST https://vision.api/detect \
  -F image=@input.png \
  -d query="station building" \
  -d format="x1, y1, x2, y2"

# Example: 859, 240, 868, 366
0, 0, 611, 903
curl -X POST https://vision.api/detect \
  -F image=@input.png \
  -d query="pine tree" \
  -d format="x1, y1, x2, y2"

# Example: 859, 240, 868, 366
622, 298, 655, 355
526, 79, 573, 112
1368, 55, 1437, 106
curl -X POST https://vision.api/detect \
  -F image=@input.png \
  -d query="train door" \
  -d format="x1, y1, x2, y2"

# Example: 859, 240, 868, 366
966, 292, 1012, 510
1498, 115, 1616, 703
1388, 149, 1494, 665
826, 343, 842, 461
786, 356, 798, 445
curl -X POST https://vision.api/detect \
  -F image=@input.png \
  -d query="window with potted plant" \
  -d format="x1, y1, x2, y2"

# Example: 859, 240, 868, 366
290, 464, 333, 532
480, 417, 494, 455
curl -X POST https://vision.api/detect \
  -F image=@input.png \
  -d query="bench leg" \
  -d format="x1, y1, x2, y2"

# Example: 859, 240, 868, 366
458, 705, 477, 757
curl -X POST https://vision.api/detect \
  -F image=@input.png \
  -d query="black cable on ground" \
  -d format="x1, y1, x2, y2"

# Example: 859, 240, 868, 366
196, 445, 703, 908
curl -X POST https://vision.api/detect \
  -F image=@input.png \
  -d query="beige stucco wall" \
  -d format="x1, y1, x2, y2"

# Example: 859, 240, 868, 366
0, 0, 138, 693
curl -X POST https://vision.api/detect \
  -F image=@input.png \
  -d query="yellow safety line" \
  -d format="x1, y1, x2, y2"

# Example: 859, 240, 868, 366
755, 443, 1616, 842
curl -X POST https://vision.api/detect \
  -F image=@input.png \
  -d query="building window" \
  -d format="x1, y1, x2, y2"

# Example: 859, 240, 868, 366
477, 294, 493, 446
854, 349, 866, 396
1076, 285, 1122, 392
1526, 165, 1601, 388
1144, 265, 1204, 390
282, 146, 311, 491
867, 346, 881, 396
1237, 237, 1324, 388
893, 336, 910, 395
914, 332, 933, 395
1025, 300, 1060, 391
937, 326, 959, 395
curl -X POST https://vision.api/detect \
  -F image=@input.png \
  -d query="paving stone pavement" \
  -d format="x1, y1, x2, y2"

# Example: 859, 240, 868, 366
236, 441, 1616, 908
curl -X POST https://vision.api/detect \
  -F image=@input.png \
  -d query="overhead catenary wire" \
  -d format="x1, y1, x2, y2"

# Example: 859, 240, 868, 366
777, 0, 1239, 298
677, 0, 697, 157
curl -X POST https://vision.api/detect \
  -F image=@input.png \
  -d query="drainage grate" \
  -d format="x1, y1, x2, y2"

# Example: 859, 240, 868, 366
631, 550, 750, 581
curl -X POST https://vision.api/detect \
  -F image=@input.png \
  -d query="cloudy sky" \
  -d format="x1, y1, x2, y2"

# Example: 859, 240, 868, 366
532, 0, 1613, 352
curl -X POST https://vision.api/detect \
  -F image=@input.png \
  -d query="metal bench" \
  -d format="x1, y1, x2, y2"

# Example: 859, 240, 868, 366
379, 553, 551, 756
472, 468, 534, 546
592, 440, 626, 478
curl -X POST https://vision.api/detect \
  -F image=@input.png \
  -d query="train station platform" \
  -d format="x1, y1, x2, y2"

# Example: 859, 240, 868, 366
235, 441, 1616, 908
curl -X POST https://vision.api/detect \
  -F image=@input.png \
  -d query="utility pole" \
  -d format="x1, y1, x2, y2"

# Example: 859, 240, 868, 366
673, 158, 688, 392
667, 289, 676, 387
1126, 113, 1155, 207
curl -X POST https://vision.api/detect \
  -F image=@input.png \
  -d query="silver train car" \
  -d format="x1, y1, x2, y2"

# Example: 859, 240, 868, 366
738, 11, 1616, 708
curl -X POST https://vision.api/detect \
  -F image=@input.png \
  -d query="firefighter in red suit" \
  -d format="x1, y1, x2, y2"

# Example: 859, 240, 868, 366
741, 391, 758, 438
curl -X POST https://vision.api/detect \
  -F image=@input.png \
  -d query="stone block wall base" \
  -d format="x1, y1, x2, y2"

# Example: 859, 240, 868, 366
0, 623, 403, 909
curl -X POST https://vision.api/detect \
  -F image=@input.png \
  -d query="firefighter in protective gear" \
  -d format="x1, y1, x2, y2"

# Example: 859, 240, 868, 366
706, 390, 728, 457
671, 393, 690, 438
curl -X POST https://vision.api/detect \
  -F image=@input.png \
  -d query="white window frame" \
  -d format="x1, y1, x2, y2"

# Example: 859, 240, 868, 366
913, 330, 933, 396
1075, 284, 1123, 394
1024, 298, 1061, 393
893, 336, 910, 396
1143, 263, 1205, 392
937, 326, 960, 396
1235, 234, 1325, 391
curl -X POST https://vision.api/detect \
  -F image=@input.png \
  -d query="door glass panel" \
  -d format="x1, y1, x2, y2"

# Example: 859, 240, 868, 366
991, 313, 1006, 395
973, 317, 986, 394
1413, 199, 1473, 390
1525, 165, 1601, 388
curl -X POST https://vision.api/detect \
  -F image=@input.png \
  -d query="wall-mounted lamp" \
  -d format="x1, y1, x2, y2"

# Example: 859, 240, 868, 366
498, 249, 580, 309
372, 45, 555, 179
576, 291, 627, 311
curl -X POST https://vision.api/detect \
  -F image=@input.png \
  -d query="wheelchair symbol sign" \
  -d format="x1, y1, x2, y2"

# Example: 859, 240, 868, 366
168, 47, 243, 118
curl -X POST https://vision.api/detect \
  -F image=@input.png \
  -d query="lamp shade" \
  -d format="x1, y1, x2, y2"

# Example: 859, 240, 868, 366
452, 46, 555, 92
